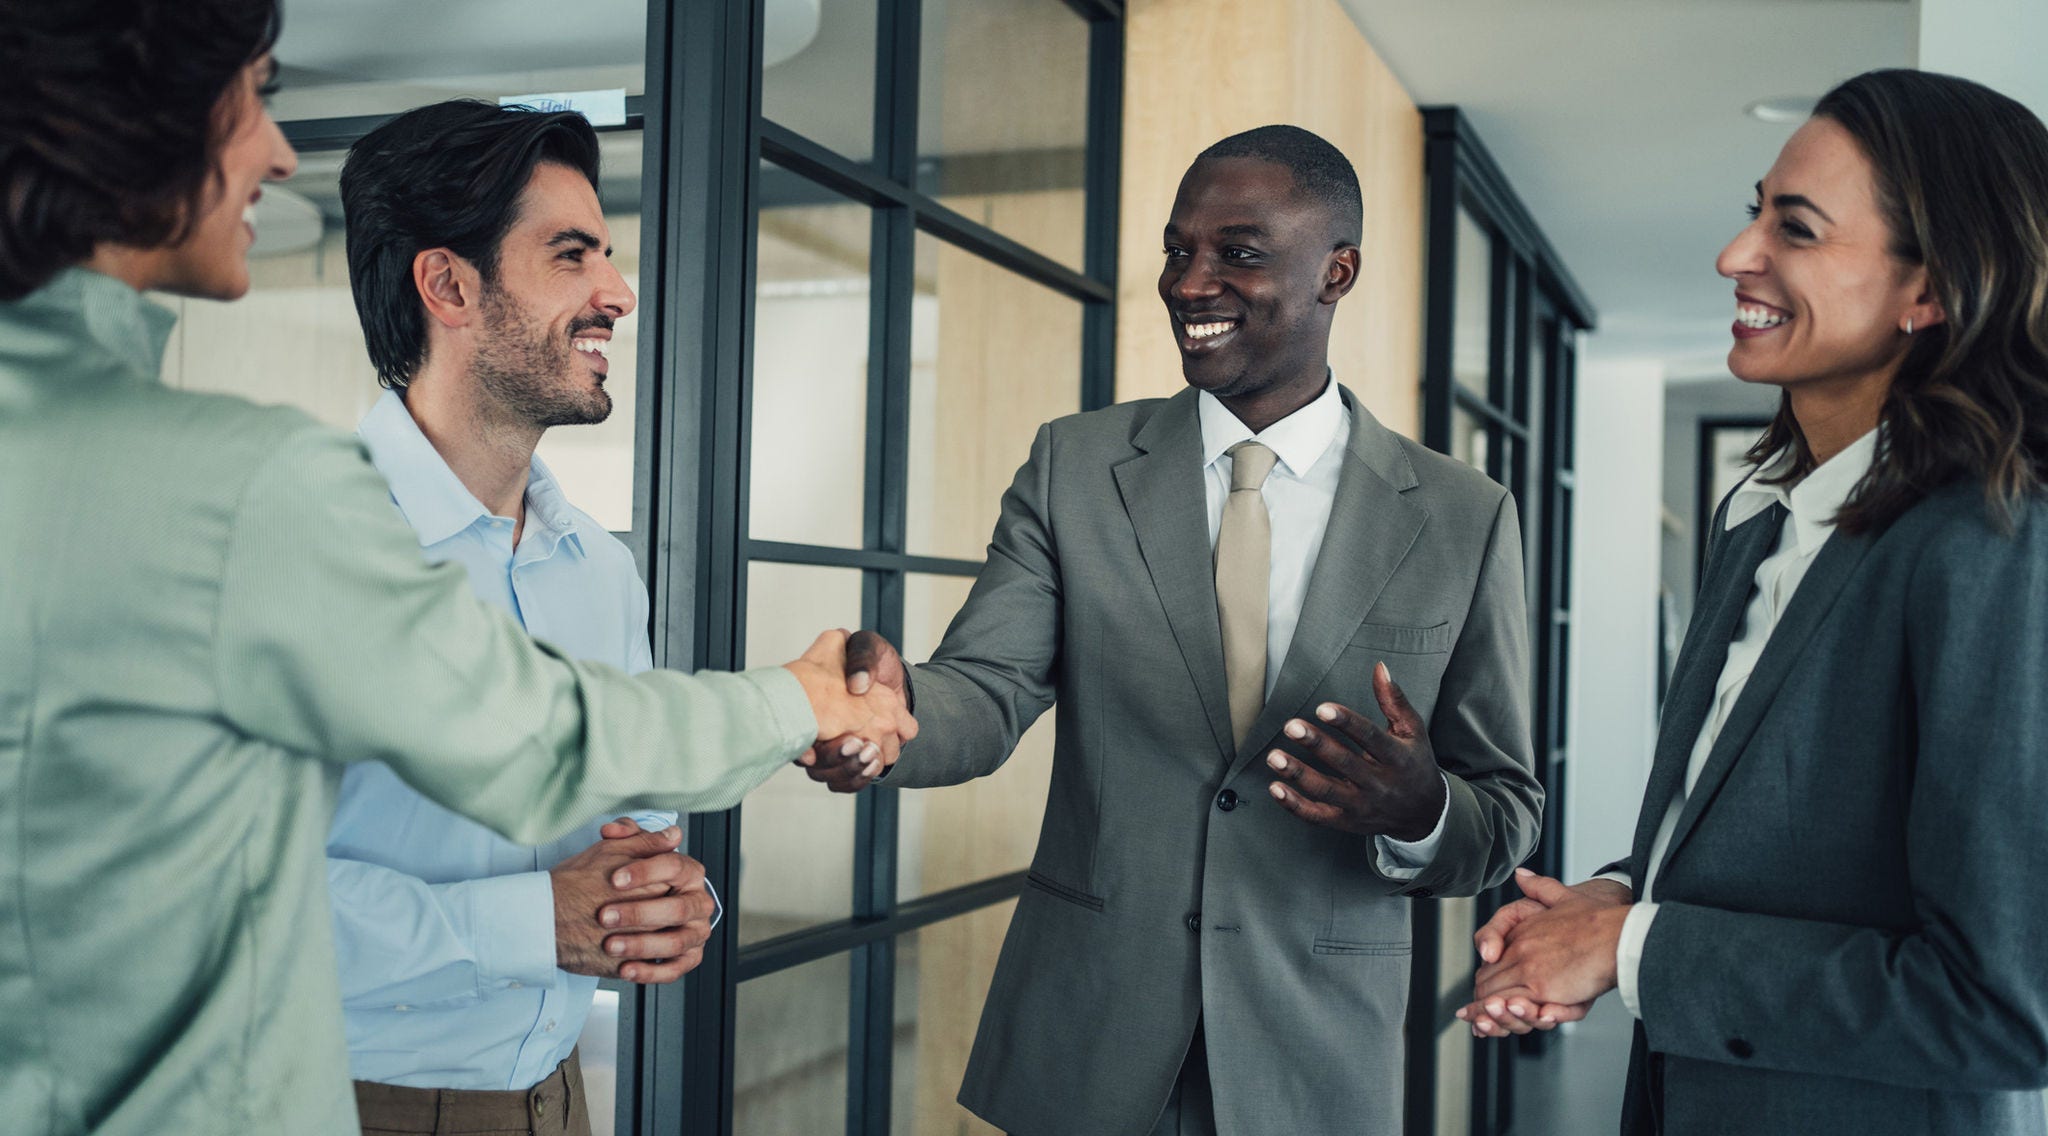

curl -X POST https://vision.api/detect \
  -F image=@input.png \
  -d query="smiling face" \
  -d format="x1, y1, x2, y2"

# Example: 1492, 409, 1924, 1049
1716, 116, 1935, 400
154, 56, 298, 300
470, 161, 636, 428
1158, 157, 1357, 409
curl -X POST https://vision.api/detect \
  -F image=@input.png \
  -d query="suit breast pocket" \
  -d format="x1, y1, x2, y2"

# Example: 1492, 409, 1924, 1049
1347, 621, 1452, 656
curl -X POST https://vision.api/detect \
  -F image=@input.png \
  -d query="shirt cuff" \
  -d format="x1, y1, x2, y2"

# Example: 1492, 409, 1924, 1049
1375, 773, 1451, 880
1595, 868, 1632, 892
461, 870, 560, 991
1617, 901, 1659, 1019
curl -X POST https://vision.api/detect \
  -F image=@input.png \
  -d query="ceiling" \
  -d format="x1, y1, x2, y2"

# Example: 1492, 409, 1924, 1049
1339, 0, 1916, 379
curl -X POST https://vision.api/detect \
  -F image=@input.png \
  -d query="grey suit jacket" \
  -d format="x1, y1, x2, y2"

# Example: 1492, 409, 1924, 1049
888, 386, 1542, 1135
1614, 481, 2048, 1135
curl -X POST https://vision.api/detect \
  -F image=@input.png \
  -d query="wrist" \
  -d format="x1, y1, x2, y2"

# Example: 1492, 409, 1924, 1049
1387, 773, 1448, 842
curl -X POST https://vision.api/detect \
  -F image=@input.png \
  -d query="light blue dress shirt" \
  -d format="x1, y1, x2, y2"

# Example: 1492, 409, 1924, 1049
326, 390, 677, 1090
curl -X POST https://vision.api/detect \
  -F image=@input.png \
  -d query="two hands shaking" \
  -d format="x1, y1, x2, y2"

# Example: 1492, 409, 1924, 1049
547, 629, 922, 988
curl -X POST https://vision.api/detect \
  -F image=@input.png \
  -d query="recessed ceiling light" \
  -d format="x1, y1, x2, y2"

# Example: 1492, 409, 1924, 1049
1745, 96, 1818, 123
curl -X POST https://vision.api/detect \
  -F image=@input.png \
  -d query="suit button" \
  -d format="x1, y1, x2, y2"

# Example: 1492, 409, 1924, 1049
1403, 887, 1434, 898
1726, 1038, 1754, 1059
1216, 789, 1238, 811
1186, 912, 1201, 933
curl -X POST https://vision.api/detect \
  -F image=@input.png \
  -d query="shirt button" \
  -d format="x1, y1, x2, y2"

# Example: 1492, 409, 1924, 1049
544, 1019, 557, 1032
1186, 912, 1202, 933
393, 1004, 411, 1012
535, 1098, 548, 1117
508, 981, 522, 990
1216, 789, 1239, 812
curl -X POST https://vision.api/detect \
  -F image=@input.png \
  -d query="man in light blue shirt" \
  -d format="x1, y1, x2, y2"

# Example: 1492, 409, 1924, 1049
326, 100, 705, 1135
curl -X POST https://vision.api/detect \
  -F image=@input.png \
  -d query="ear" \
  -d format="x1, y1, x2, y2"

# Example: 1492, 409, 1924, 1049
412, 248, 483, 330
1901, 266, 1946, 334
1320, 244, 1360, 304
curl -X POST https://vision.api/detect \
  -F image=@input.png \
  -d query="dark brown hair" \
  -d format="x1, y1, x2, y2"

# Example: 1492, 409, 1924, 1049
340, 101, 602, 390
0, 0, 282, 300
1748, 68, 2048, 534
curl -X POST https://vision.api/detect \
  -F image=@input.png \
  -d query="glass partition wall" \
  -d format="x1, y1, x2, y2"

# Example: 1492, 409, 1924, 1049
233, 1, 1123, 1134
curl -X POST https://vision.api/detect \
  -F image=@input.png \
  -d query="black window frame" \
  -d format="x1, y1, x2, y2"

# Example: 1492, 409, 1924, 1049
1413, 106, 1595, 1136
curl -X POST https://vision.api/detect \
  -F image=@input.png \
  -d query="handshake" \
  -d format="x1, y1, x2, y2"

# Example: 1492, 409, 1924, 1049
782, 628, 918, 793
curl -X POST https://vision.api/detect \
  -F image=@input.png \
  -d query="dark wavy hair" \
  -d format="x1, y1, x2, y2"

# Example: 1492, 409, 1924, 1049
1748, 69, 2048, 535
0, 0, 281, 300
340, 100, 602, 389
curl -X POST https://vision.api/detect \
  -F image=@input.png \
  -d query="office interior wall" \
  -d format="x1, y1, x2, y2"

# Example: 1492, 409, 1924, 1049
1565, 349, 1665, 883
1658, 376, 1779, 634
1115, 0, 1424, 437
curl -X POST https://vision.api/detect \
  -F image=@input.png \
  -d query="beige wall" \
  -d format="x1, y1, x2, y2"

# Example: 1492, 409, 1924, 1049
1116, 0, 1424, 442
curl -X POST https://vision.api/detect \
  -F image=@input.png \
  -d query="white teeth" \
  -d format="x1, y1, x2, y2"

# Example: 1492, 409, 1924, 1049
573, 339, 608, 357
242, 204, 257, 230
1183, 320, 1236, 340
1736, 305, 1788, 329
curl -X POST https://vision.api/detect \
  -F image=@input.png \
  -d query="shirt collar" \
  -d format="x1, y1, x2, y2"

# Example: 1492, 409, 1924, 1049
1724, 427, 1880, 555
357, 390, 585, 558
1197, 374, 1347, 478
20, 268, 180, 384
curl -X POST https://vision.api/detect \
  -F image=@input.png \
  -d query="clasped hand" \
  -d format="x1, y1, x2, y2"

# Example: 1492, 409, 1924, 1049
552, 820, 717, 983
1456, 868, 1633, 1037
783, 628, 917, 787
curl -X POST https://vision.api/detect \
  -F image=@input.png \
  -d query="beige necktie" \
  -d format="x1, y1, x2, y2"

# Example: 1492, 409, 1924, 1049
1215, 440, 1279, 748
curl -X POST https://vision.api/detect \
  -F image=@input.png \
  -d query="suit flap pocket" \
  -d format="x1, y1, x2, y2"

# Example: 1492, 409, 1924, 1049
1311, 938, 1412, 956
1347, 621, 1452, 655
1026, 870, 1105, 912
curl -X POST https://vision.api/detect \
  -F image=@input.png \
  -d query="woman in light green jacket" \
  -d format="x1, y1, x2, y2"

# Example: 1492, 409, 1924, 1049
0, 3, 912, 1133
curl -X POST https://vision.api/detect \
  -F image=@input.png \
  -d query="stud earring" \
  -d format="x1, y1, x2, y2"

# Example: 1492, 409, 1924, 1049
1905, 318, 1914, 335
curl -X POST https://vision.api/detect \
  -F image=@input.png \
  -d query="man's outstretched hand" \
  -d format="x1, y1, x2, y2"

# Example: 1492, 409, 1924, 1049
783, 629, 916, 778
800, 630, 909, 793
1263, 662, 1447, 842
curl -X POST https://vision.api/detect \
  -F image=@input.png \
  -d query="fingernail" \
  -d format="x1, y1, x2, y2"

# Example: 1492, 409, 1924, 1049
1515, 867, 1533, 877
861, 742, 881, 763
1284, 719, 1307, 739
1268, 783, 1286, 800
607, 939, 625, 955
613, 870, 631, 888
840, 737, 862, 757
1486, 1001, 1503, 1015
602, 909, 620, 927
849, 670, 872, 694
1376, 662, 1390, 682
1540, 1015, 1556, 1024
1454, 1007, 1468, 1020
798, 753, 815, 766
1266, 751, 1287, 770
1316, 703, 1338, 721
863, 758, 881, 778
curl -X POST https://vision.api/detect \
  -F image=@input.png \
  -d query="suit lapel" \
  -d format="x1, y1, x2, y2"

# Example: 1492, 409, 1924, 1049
1111, 390, 1236, 760
1657, 525, 1875, 875
1225, 392, 1426, 779
1628, 504, 1784, 892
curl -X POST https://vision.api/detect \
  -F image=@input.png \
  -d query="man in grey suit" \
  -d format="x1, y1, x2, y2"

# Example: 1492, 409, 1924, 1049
807, 125, 1542, 1135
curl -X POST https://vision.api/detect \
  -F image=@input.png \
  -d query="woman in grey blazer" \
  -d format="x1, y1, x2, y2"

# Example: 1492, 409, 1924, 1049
1456, 69, 2048, 1134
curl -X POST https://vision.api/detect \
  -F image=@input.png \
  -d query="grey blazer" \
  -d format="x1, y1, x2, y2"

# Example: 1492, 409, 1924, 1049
888, 386, 1542, 1135
1615, 481, 2048, 1135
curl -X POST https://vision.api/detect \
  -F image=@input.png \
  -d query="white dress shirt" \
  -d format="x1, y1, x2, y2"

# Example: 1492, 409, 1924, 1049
1197, 381, 1447, 875
1613, 428, 1880, 1016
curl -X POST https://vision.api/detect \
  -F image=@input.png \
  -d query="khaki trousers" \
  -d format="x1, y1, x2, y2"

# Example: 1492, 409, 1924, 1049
352, 1049, 591, 1136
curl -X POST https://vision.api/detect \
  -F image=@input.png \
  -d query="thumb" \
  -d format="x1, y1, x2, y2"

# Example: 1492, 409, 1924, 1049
847, 630, 907, 693
1373, 662, 1423, 739
1513, 866, 1572, 906
599, 817, 641, 840
610, 824, 683, 858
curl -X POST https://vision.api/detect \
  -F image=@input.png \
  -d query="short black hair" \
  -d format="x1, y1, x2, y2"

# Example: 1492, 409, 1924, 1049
340, 99, 602, 389
1194, 124, 1362, 247
0, 0, 282, 300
